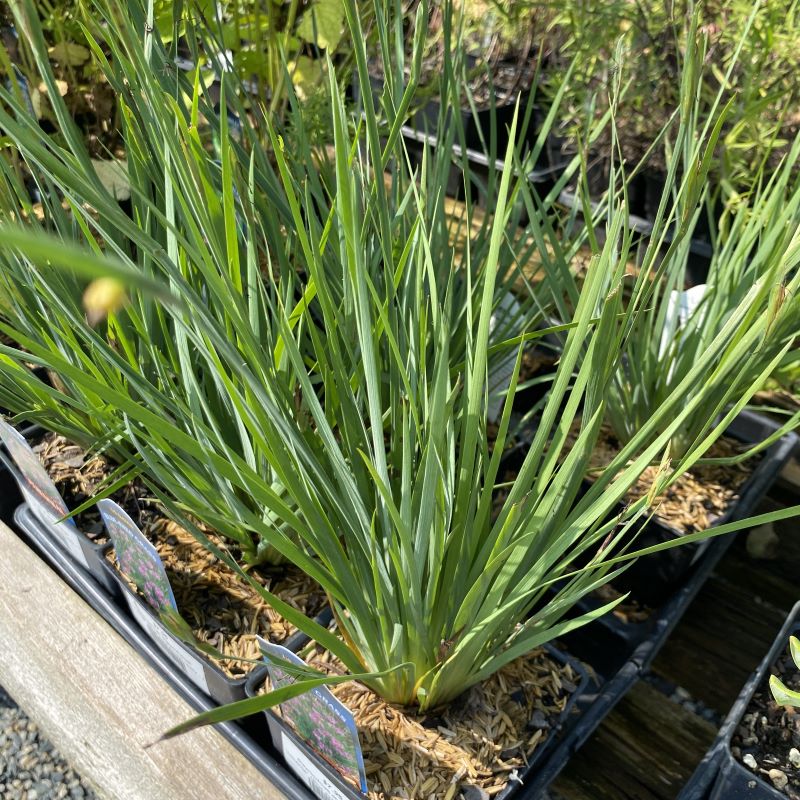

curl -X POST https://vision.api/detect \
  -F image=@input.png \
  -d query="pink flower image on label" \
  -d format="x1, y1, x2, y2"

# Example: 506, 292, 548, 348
98, 499, 177, 614
259, 639, 367, 793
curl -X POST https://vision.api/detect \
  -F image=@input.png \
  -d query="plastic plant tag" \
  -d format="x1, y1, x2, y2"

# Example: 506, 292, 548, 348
0, 418, 76, 529
281, 733, 357, 800
125, 599, 210, 695
258, 637, 368, 795
659, 283, 707, 360
98, 499, 177, 614
488, 292, 523, 422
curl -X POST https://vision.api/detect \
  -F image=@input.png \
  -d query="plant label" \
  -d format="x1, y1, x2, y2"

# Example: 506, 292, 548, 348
0, 419, 74, 526
258, 638, 367, 795
0, 418, 77, 530
98, 499, 177, 614
280, 733, 356, 800
0, 420, 92, 568
488, 292, 523, 422
126, 598, 210, 696
659, 284, 707, 360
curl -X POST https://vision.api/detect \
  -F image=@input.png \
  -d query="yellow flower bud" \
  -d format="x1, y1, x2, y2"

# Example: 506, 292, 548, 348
83, 277, 127, 326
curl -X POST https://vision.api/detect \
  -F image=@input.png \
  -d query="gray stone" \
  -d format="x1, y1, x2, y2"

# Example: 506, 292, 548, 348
769, 769, 789, 791
0, 685, 97, 799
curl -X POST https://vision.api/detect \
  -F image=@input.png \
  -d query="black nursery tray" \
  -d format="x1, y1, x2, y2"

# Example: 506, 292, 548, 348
244, 644, 591, 800
679, 601, 800, 800
7, 501, 319, 800
605, 410, 797, 611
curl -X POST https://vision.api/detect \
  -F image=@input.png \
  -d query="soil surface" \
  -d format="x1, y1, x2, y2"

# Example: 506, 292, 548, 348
732, 643, 800, 798
263, 644, 583, 800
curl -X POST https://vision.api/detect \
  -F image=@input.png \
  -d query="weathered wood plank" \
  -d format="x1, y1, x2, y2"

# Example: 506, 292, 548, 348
779, 457, 800, 491
713, 506, 800, 612
0, 520, 286, 800
551, 682, 717, 800
651, 508, 798, 714
650, 572, 786, 714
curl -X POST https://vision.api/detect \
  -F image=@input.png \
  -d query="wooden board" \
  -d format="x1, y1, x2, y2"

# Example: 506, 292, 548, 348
0, 520, 286, 800
551, 682, 717, 800
779, 456, 800, 491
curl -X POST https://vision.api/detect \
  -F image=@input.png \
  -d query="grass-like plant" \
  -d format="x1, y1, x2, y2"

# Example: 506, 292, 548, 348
604, 167, 800, 459
770, 635, 800, 708
595, 26, 800, 460
0, 0, 584, 562
2, 0, 799, 728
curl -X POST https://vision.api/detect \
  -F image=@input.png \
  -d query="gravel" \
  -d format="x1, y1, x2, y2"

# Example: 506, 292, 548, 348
0, 686, 96, 799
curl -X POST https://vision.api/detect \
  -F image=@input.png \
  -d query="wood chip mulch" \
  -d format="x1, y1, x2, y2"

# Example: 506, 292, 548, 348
34, 432, 327, 677
570, 420, 759, 534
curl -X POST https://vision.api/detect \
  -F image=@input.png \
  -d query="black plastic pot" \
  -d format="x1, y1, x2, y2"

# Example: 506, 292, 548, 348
9, 501, 318, 800
410, 93, 539, 155
608, 411, 797, 609
558, 188, 714, 286
677, 601, 800, 800
556, 157, 717, 250
94, 536, 331, 706
402, 123, 567, 211
526, 512, 742, 796
245, 644, 590, 800
0, 454, 23, 523
0, 449, 120, 597
509, 409, 793, 618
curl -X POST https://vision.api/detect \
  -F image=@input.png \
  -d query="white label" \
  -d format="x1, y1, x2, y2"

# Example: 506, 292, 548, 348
488, 292, 523, 422
98, 500, 177, 614
282, 733, 356, 800
128, 596, 210, 695
0, 419, 89, 568
0, 419, 73, 525
659, 283, 707, 361
57, 528, 92, 570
